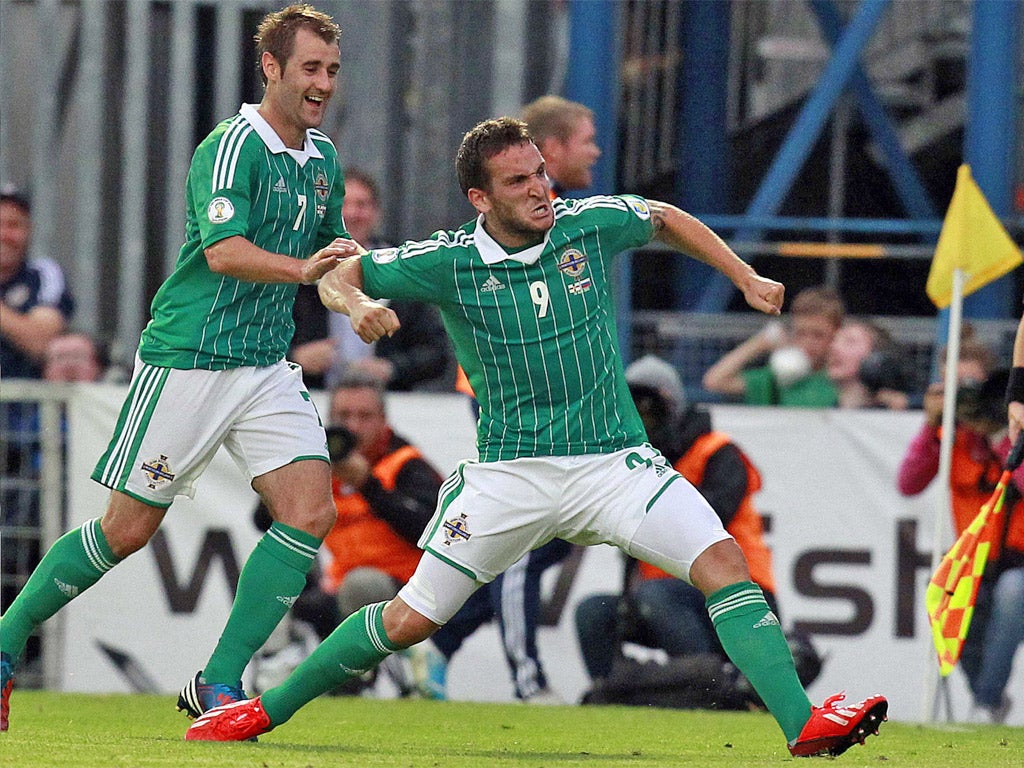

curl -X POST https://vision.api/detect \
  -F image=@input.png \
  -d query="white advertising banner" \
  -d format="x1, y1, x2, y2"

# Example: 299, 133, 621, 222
62, 385, 1022, 724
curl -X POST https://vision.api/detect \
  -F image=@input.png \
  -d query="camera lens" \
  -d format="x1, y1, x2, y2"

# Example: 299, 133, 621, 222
326, 425, 358, 461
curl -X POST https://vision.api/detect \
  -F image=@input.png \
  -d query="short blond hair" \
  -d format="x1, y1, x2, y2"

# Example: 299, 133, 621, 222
520, 95, 593, 145
790, 286, 845, 328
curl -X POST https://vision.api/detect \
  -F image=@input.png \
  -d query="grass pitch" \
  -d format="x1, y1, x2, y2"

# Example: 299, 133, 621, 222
1, 690, 1020, 767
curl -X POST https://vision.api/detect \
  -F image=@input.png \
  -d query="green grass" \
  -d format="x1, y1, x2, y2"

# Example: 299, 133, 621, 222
1, 691, 1020, 767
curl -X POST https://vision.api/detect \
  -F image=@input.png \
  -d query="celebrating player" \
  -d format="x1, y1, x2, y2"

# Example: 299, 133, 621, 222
186, 117, 887, 757
0, 3, 358, 732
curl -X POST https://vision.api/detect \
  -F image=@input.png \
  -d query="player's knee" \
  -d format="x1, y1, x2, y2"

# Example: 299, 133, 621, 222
382, 597, 440, 649
101, 498, 164, 557
308, 498, 337, 538
101, 519, 153, 558
275, 497, 336, 539
690, 539, 751, 596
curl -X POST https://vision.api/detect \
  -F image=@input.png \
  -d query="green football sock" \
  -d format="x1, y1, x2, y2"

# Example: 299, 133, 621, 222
0, 518, 119, 662
707, 581, 812, 742
202, 522, 321, 685
262, 601, 398, 724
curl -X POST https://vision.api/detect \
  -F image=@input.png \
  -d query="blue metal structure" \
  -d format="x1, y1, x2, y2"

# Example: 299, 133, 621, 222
563, 0, 1023, 320
961, 0, 1022, 318
694, 0, 895, 312
565, 0, 621, 196
674, 0, 731, 310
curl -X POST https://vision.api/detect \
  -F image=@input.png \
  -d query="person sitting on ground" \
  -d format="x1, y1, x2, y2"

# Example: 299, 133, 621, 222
268, 373, 449, 697
703, 285, 844, 407
576, 355, 783, 697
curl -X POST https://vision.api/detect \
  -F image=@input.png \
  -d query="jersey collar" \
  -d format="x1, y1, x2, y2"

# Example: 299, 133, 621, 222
239, 104, 324, 166
473, 215, 550, 265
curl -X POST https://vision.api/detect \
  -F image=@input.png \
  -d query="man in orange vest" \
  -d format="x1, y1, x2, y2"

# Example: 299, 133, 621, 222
575, 354, 779, 682
321, 374, 441, 605
318, 373, 447, 696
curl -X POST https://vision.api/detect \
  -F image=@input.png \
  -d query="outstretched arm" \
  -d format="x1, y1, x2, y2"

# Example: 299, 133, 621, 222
205, 235, 358, 284
648, 200, 784, 315
318, 257, 401, 343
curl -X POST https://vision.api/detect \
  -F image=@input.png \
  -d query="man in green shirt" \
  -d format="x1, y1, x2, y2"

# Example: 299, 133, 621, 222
1, 4, 356, 733
187, 118, 887, 758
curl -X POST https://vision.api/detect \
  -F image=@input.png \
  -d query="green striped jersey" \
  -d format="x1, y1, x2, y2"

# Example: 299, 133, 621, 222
362, 194, 655, 461
139, 103, 347, 369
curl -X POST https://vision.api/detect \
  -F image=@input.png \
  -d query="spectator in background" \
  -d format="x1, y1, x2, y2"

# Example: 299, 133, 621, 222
826, 319, 912, 410
703, 286, 844, 407
1, 191, 79, 651
520, 95, 601, 195
1, 187, 76, 481
290, 167, 452, 391
898, 349, 1022, 723
0, 187, 74, 381
41, 332, 117, 383
576, 355, 779, 683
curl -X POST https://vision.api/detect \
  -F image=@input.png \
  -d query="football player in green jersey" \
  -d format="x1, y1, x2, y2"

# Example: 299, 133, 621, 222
0, 4, 364, 733
187, 117, 887, 758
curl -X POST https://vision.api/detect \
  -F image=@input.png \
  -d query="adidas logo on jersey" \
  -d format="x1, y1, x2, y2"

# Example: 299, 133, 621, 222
752, 611, 780, 629
276, 594, 298, 607
480, 275, 506, 293
273, 176, 288, 193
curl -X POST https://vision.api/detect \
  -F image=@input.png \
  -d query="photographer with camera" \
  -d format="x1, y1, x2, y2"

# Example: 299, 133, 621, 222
255, 372, 447, 697
320, 374, 443, 619
898, 341, 1024, 723
826, 318, 914, 410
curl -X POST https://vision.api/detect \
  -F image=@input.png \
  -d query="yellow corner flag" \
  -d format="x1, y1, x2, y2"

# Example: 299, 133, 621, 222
924, 475, 1006, 676
926, 164, 1023, 309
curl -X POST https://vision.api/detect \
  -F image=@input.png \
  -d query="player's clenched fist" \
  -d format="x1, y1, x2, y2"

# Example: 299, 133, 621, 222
742, 274, 784, 315
349, 299, 400, 343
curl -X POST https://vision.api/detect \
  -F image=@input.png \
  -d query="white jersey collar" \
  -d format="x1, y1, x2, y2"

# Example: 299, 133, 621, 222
239, 103, 324, 166
473, 214, 550, 265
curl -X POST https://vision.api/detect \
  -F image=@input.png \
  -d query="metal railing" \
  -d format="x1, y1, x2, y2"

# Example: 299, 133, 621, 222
1, 381, 71, 690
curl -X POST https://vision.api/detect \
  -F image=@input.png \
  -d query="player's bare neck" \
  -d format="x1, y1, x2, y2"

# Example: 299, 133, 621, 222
482, 218, 543, 251
257, 103, 305, 150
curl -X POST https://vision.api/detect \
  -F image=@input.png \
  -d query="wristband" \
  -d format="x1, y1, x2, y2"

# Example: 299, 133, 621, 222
1006, 366, 1024, 405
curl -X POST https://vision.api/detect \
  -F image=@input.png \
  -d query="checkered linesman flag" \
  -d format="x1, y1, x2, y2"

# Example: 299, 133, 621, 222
925, 434, 1024, 675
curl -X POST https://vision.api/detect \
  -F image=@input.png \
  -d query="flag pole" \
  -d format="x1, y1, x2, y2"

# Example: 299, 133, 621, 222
921, 267, 965, 722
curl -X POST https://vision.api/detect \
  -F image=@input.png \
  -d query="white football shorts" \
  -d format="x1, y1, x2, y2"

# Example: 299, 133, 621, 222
91, 356, 328, 507
398, 444, 732, 625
